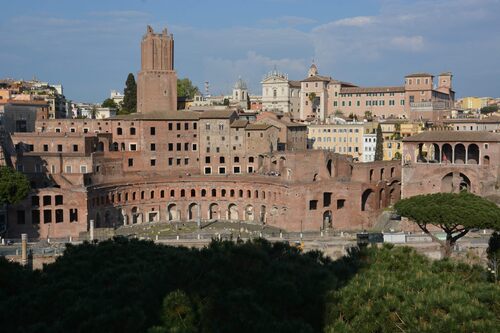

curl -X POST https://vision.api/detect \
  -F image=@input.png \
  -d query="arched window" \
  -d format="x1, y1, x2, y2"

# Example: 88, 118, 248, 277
180, 189, 185, 197
191, 189, 196, 197
117, 127, 123, 135
201, 189, 207, 197
150, 191, 154, 199
170, 189, 175, 197
211, 189, 216, 197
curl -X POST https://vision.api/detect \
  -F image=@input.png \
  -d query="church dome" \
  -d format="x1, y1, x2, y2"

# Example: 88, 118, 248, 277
234, 77, 247, 90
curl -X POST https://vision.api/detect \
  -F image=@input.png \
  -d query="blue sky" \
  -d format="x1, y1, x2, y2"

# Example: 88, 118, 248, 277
1, 0, 499, 102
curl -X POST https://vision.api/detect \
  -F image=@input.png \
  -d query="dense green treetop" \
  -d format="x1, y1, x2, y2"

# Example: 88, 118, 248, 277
122, 73, 137, 113
1, 239, 497, 333
480, 105, 498, 114
395, 192, 500, 257
0, 166, 30, 205
325, 245, 500, 333
101, 98, 118, 109
177, 78, 199, 99
374, 124, 384, 161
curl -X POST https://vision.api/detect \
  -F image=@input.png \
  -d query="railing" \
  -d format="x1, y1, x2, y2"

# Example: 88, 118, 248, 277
410, 101, 450, 111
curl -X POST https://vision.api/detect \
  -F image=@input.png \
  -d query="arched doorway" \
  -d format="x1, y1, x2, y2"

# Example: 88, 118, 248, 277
245, 205, 254, 221
379, 188, 386, 209
326, 159, 332, 177
467, 144, 479, 164
323, 210, 332, 229
209, 203, 219, 220
441, 172, 454, 192
228, 204, 238, 221
188, 203, 199, 221
260, 205, 266, 224
459, 173, 471, 192
167, 204, 178, 221
442, 144, 452, 163
454, 144, 466, 164
361, 189, 376, 211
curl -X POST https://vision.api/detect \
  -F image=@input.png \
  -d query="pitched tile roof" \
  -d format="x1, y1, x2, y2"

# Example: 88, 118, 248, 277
403, 131, 500, 142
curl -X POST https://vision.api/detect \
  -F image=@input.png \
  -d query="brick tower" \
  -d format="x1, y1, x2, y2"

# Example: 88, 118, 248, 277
137, 25, 177, 113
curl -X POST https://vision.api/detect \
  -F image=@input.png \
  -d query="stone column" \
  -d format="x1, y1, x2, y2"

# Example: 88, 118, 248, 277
21, 234, 28, 266
89, 219, 94, 241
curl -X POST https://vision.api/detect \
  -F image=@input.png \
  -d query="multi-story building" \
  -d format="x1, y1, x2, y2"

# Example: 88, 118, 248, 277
401, 131, 500, 199
307, 120, 377, 161
261, 68, 301, 119
362, 133, 377, 162
291, 64, 455, 122
2, 25, 402, 240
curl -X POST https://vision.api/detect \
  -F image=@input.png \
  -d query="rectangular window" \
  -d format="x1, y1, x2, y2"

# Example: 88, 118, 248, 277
80, 165, 87, 173
309, 200, 318, 210
44, 209, 52, 223
65, 165, 72, 173
73, 144, 78, 152
248, 166, 254, 173
150, 127, 156, 135
184, 158, 189, 165
43, 144, 49, 152
57, 144, 63, 152
177, 123, 181, 130
150, 143, 156, 151
55, 209, 64, 223
32, 210, 40, 224
128, 158, 134, 167
184, 123, 189, 130
205, 156, 211, 163
130, 144, 137, 151
43, 195, 51, 206
17, 210, 25, 224
168, 143, 173, 151
176, 143, 181, 151
176, 158, 181, 166
192, 143, 197, 151
168, 123, 173, 130
150, 159, 156, 166
219, 167, 226, 174
55, 195, 63, 205
31, 196, 39, 207
168, 158, 173, 166
69, 209, 78, 222
233, 166, 241, 174
184, 143, 189, 151
204, 167, 212, 174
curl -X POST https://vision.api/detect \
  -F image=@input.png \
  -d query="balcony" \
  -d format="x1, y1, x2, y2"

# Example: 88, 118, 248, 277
410, 101, 450, 112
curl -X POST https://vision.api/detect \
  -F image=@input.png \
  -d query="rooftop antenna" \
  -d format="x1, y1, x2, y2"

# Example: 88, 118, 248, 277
204, 81, 210, 97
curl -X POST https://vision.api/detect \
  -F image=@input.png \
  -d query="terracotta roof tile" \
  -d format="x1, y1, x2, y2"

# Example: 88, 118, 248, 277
403, 131, 500, 142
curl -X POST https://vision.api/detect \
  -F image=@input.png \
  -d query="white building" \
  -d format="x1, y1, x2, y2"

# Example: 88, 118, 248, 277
261, 68, 300, 119
110, 90, 124, 106
362, 133, 377, 162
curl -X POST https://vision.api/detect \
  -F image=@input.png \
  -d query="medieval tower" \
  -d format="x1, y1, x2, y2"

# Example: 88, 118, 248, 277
137, 25, 177, 113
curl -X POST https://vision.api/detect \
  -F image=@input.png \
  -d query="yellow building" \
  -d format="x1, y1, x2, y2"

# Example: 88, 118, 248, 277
460, 97, 483, 111
308, 120, 377, 161
380, 120, 423, 160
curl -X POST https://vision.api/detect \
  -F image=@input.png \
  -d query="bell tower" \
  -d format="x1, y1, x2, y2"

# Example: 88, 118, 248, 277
137, 25, 177, 113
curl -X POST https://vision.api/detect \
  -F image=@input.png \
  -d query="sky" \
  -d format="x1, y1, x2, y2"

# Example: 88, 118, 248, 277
0, 0, 499, 102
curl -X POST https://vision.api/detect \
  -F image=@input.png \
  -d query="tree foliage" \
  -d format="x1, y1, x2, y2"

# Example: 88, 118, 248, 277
122, 73, 137, 113
374, 124, 384, 161
395, 192, 500, 257
177, 78, 199, 99
101, 98, 118, 109
0, 238, 360, 333
325, 245, 500, 333
1, 239, 497, 332
480, 105, 498, 114
0, 166, 30, 205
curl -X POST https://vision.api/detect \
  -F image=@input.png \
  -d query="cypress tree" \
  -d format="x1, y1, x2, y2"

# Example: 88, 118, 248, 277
122, 73, 137, 113
374, 124, 384, 161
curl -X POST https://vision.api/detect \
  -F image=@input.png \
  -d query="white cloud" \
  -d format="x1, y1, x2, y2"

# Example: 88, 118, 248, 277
331, 16, 376, 27
390, 36, 424, 51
